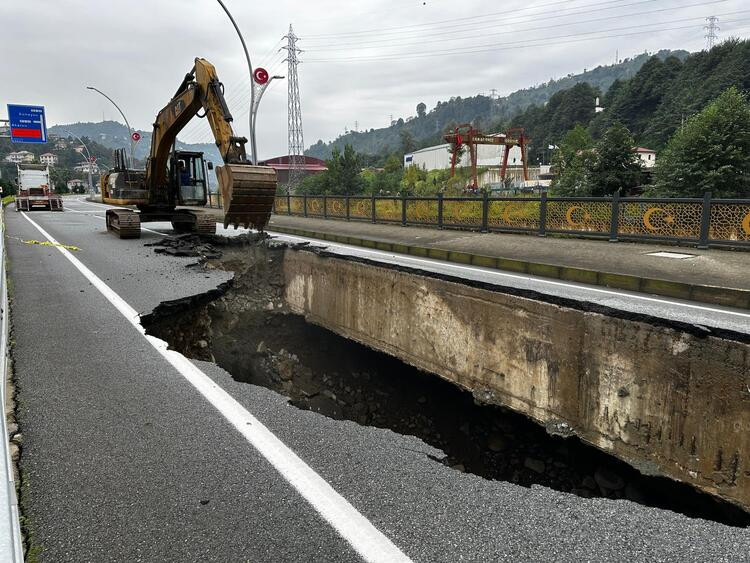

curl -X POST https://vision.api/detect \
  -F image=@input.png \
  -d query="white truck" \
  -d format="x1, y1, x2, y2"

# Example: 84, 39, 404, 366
15, 164, 63, 212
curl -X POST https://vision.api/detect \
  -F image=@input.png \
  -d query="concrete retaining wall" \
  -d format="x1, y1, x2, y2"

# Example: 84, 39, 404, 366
282, 250, 750, 510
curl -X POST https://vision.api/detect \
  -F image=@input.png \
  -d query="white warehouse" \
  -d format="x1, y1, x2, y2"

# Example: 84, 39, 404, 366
404, 140, 524, 171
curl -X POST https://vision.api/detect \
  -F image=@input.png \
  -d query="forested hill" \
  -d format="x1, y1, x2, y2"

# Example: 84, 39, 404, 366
306, 49, 687, 160
511, 38, 750, 157
47, 121, 222, 165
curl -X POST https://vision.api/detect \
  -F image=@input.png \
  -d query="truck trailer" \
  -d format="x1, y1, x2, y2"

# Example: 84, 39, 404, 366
15, 164, 63, 212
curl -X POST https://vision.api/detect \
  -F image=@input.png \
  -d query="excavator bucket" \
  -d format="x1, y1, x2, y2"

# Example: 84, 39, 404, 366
216, 164, 278, 231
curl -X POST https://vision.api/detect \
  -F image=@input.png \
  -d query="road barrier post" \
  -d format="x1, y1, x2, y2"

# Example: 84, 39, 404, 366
697, 191, 712, 249
401, 193, 407, 226
371, 193, 376, 223
609, 190, 621, 242
345, 196, 350, 221
287, 192, 291, 215
481, 191, 489, 233
539, 193, 547, 237
323, 195, 328, 219
437, 193, 444, 229
303, 193, 308, 217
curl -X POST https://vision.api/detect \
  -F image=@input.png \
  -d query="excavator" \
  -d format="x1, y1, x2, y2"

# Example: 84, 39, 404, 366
100, 58, 277, 238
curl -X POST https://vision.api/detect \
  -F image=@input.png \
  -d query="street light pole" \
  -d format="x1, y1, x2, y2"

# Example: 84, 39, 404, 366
251, 74, 284, 149
64, 130, 95, 195
215, 0, 258, 165
85, 86, 136, 167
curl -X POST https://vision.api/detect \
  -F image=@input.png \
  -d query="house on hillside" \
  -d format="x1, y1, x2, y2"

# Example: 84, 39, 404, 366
40, 153, 58, 166
74, 162, 99, 174
4, 151, 35, 164
635, 147, 656, 168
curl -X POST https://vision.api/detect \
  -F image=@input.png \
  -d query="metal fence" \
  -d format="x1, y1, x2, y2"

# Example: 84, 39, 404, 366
270, 192, 750, 249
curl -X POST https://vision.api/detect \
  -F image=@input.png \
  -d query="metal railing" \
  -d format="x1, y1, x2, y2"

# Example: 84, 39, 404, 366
0, 204, 24, 561
270, 192, 750, 249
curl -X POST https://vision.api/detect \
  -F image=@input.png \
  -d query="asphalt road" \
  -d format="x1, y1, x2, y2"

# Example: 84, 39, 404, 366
5, 197, 750, 562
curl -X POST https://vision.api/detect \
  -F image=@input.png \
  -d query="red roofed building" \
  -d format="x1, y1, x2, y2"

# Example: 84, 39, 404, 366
259, 155, 327, 187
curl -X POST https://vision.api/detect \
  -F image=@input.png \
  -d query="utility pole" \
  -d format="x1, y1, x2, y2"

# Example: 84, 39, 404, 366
283, 24, 305, 193
704, 16, 719, 50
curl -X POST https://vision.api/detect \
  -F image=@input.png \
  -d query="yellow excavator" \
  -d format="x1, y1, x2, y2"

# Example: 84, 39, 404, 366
101, 58, 277, 238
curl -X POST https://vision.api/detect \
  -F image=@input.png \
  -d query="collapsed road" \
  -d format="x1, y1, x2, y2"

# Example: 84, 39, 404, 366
5, 196, 750, 561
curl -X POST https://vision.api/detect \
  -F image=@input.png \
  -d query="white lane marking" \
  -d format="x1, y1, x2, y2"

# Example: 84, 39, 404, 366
269, 231, 750, 320
19, 211, 411, 563
65, 207, 104, 217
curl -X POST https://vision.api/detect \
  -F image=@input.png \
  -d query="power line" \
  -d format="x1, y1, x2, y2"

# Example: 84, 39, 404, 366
301, 0, 639, 39
305, 18, 750, 63
303, 1, 734, 53
178, 50, 286, 144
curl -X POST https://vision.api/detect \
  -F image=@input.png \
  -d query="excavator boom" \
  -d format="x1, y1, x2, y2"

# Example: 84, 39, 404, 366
146, 58, 277, 230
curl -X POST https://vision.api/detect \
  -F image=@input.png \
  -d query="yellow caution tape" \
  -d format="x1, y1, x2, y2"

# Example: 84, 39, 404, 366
19, 238, 80, 251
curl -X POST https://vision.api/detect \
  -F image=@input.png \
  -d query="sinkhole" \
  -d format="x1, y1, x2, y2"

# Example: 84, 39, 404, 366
143, 235, 750, 527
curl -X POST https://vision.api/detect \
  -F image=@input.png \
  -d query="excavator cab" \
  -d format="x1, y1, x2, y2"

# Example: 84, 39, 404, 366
168, 150, 208, 206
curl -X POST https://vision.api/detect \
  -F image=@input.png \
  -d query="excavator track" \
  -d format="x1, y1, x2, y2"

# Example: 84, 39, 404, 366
194, 212, 217, 235
106, 209, 141, 239
217, 164, 277, 231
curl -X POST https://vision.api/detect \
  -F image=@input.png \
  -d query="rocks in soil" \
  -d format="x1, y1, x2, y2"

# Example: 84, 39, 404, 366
487, 434, 506, 452
594, 467, 626, 492
524, 457, 546, 474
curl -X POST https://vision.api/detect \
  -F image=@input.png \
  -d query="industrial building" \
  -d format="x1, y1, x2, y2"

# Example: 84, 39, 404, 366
404, 138, 524, 172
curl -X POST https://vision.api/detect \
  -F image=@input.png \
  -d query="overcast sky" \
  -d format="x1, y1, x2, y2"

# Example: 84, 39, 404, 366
2, 0, 748, 159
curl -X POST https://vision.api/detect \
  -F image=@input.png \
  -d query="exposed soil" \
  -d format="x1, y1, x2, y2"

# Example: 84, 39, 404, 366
143, 234, 750, 527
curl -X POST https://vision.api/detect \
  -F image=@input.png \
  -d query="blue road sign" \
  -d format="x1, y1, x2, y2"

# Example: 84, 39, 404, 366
7, 104, 47, 143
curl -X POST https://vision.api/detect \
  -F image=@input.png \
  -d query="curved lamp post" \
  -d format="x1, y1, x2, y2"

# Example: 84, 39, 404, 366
85, 86, 136, 166
215, 0, 259, 164
64, 130, 95, 194
250, 74, 284, 151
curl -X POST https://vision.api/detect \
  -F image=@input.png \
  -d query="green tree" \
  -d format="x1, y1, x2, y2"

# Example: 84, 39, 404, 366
550, 124, 595, 195
400, 165, 427, 193
383, 154, 402, 174
416, 102, 427, 118
399, 130, 416, 155
302, 144, 364, 195
586, 122, 642, 196
650, 87, 750, 198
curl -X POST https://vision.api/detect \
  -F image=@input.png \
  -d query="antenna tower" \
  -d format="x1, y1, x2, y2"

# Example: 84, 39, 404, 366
704, 16, 719, 50
283, 24, 305, 192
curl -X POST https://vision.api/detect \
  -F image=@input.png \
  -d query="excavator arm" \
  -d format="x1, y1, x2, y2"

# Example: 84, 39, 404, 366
146, 58, 277, 229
